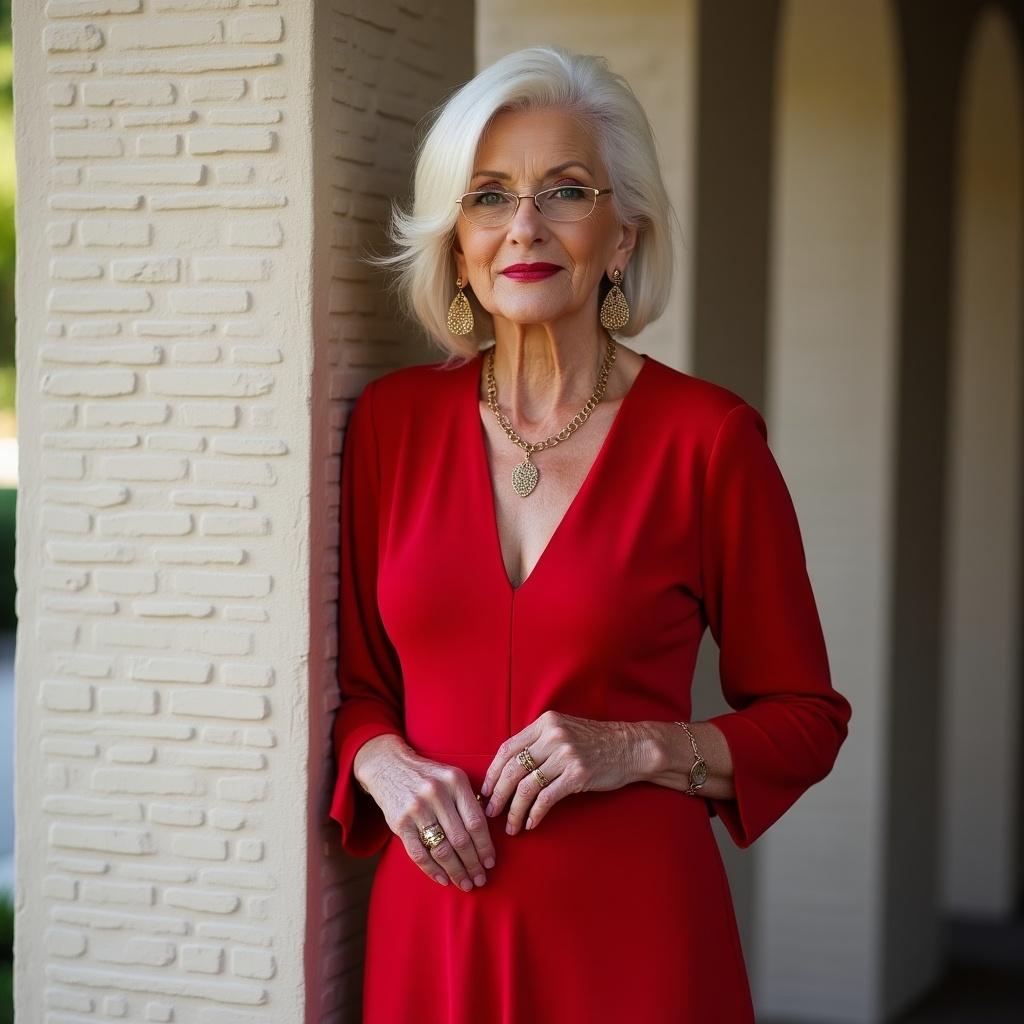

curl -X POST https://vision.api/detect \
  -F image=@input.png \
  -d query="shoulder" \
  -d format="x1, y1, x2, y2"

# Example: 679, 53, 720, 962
355, 358, 469, 429
365, 358, 467, 408
642, 355, 766, 445
355, 358, 473, 458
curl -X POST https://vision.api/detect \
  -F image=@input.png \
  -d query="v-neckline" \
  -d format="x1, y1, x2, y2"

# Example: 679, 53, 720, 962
470, 350, 652, 596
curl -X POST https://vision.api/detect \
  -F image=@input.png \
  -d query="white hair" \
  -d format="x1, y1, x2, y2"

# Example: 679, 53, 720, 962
361, 45, 681, 365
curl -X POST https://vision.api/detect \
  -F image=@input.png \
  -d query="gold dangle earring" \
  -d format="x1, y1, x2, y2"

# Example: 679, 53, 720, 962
599, 267, 630, 331
447, 275, 475, 336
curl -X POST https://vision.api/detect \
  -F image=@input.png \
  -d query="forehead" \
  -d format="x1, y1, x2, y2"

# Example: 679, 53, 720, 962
472, 108, 600, 177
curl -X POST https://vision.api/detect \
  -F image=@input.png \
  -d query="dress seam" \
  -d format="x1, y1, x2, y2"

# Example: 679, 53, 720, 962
506, 593, 515, 736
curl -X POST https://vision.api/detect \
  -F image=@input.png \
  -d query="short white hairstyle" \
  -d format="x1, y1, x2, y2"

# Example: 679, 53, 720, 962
362, 45, 681, 365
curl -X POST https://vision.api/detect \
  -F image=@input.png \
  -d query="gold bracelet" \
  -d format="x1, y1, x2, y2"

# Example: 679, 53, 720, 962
674, 721, 709, 796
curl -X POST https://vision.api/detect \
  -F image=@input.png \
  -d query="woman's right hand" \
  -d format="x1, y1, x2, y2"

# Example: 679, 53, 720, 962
354, 735, 497, 891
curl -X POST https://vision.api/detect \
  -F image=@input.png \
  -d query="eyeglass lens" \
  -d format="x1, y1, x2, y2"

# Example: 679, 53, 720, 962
462, 187, 596, 225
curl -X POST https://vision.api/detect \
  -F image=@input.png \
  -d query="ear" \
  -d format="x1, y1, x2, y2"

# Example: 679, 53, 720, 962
609, 220, 639, 276
451, 235, 467, 283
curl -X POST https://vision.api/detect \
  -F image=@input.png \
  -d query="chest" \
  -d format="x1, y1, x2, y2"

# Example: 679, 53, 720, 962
477, 399, 621, 590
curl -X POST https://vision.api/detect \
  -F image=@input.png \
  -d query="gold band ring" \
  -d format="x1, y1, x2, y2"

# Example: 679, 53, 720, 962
419, 822, 446, 850
517, 748, 538, 772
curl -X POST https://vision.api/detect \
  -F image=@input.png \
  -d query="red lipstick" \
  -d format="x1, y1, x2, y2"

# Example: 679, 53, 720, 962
500, 262, 561, 282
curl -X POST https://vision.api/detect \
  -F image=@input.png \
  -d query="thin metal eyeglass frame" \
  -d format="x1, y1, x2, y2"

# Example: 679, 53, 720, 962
455, 186, 614, 225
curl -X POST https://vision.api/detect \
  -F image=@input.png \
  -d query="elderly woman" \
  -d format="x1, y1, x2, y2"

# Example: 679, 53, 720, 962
330, 45, 852, 1023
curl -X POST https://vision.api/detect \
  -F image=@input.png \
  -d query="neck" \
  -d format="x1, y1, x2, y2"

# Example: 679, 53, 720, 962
484, 324, 615, 432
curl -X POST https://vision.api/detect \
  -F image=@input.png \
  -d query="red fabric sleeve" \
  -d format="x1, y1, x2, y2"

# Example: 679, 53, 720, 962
699, 402, 852, 848
328, 379, 406, 857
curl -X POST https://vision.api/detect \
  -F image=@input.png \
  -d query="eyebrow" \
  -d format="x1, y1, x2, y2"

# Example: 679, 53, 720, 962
470, 161, 594, 183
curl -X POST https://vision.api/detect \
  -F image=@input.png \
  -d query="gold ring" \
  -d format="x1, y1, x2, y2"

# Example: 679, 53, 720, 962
533, 767, 549, 788
517, 748, 538, 772
419, 822, 446, 850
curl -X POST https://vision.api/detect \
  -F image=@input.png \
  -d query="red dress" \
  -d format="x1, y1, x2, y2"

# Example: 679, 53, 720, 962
330, 350, 852, 1023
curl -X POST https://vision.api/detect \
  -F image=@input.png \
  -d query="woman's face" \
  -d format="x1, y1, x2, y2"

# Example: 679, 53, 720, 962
453, 107, 637, 332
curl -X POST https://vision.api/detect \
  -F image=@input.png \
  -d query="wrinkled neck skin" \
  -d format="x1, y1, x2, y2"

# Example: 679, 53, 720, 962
485, 312, 616, 433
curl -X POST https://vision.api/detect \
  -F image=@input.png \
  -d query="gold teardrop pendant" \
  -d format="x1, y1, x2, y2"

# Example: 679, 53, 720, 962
600, 283, 630, 331
512, 456, 539, 497
447, 286, 474, 336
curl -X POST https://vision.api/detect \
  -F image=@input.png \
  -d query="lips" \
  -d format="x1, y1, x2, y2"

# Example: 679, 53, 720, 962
500, 262, 562, 280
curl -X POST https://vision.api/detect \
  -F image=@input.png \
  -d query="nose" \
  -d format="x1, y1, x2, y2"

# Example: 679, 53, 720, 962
505, 194, 547, 244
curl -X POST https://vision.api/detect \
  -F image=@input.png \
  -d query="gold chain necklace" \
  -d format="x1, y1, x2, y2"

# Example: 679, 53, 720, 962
485, 334, 618, 497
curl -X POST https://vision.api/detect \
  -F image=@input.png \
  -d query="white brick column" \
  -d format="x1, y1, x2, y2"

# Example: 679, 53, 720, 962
13, 2, 473, 1022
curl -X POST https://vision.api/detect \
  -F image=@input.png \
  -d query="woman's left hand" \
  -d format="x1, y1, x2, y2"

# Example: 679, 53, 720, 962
479, 711, 654, 834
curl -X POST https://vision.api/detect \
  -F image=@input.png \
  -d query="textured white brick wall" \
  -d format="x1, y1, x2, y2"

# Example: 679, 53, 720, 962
15, 0, 474, 1021
15, 1, 313, 1021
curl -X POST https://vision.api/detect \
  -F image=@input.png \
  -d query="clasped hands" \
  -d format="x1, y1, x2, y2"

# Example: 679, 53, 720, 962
381, 710, 653, 893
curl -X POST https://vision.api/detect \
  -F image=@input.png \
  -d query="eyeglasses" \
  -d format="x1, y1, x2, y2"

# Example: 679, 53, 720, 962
456, 185, 614, 227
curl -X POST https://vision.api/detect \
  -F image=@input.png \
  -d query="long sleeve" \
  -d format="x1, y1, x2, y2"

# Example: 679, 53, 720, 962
328, 378, 406, 857
699, 401, 852, 849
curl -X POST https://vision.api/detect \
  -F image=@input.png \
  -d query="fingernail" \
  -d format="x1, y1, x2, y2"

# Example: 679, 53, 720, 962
460, 879, 473, 892
481, 780, 491, 797
506, 822, 515, 835
485, 801, 495, 816
434, 875, 448, 886
526, 817, 534, 830
484, 857, 495, 869
474, 874, 486, 887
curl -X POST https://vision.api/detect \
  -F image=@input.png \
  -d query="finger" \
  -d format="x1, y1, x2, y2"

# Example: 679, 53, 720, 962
397, 822, 451, 888
485, 743, 534, 819
481, 717, 546, 799
428, 789, 487, 892
454, 782, 497, 874
518, 764, 574, 832
399, 779, 477, 890
436, 779, 491, 886
505, 756, 557, 835
486, 729, 551, 817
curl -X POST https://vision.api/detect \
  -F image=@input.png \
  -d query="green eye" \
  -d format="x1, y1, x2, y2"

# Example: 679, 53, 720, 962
473, 191, 510, 206
552, 186, 586, 200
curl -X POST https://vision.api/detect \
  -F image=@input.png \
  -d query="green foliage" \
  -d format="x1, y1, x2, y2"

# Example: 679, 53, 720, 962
0, 888, 10, 960
0, 887, 11, 1024
0, 201, 13, 367
0, 965, 10, 1024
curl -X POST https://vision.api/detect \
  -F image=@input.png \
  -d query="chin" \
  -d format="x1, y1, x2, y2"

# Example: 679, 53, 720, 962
494, 305, 572, 326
